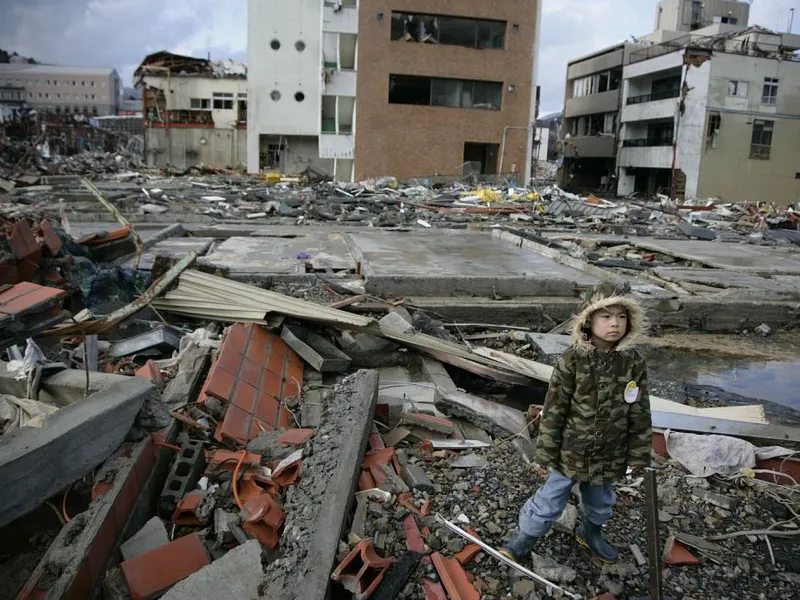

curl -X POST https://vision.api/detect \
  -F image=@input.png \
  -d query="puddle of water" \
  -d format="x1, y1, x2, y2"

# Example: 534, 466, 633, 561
695, 361, 800, 410
651, 349, 800, 412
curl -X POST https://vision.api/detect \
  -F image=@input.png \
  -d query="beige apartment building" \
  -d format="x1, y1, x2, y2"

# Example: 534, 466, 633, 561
0, 63, 121, 116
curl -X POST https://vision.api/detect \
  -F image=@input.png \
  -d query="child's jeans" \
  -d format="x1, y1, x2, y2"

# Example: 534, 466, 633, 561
519, 469, 616, 538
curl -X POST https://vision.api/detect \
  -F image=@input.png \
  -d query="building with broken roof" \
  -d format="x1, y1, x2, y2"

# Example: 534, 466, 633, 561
617, 26, 800, 203
247, 0, 542, 182
135, 51, 247, 169
0, 63, 121, 116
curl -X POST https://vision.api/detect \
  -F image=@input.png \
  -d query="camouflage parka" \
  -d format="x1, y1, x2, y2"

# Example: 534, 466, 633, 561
534, 282, 652, 485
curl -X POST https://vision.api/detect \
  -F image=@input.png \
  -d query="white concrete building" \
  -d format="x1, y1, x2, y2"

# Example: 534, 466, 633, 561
247, 0, 358, 181
655, 0, 751, 33
617, 27, 800, 203
135, 52, 247, 169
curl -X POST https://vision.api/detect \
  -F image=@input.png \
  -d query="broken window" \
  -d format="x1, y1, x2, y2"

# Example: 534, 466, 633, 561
389, 74, 431, 106
589, 114, 604, 135
706, 113, 721, 138
598, 72, 610, 93
721, 16, 738, 24
191, 98, 211, 110
212, 92, 234, 110
750, 119, 774, 159
391, 11, 505, 49
390, 74, 501, 110
728, 80, 748, 97
762, 78, 779, 105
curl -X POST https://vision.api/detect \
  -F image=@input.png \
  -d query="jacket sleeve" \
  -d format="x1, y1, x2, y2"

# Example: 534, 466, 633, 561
626, 360, 652, 468
534, 354, 575, 469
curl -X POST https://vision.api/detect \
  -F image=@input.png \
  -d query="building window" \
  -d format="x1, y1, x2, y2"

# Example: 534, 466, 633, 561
750, 119, 773, 159
728, 80, 748, 97
92, 106, 98, 115
391, 12, 506, 49
721, 16, 738, 25
190, 98, 211, 110
390, 74, 502, 110
707, 113, 721, 137
762, 78, 779, 105
212, 92, 234, 109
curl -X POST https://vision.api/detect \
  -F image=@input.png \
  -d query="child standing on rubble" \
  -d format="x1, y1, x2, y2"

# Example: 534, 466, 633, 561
499, 282, 652, 565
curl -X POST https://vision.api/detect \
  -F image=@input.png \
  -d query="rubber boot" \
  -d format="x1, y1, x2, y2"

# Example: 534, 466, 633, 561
576, 520, 618, 563
498, 531, 538, 563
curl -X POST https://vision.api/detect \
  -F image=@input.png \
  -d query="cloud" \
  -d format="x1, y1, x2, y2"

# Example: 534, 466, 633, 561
0, 0, 794, 110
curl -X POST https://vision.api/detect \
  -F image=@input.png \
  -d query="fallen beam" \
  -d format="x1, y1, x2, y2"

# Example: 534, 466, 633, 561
261, 370, 379, 600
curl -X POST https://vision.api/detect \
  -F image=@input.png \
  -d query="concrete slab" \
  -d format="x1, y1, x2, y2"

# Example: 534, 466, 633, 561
161, 540, 262, 600
630, 239, 800, 275
0, 377, 154, 529
130, 237, 214, 270
261, 370, 378, 600
348, 230, 598, 297
198, 233, 354, 275
655, 268, 800, 296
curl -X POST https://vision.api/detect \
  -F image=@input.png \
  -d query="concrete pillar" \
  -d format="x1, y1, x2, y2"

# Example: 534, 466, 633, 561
618, 171, 635, 196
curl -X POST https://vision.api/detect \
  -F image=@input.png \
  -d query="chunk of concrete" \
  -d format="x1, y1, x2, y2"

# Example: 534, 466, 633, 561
400, 463, 435, 493
0, 377, 153, 529
527, 333, 571, 357
261, 370, 379, 600
246, 430, 297, 461
452, 453, 490, 469
434, 388, 529, 439
161, 540, 263, 600
121, 516, 170, 561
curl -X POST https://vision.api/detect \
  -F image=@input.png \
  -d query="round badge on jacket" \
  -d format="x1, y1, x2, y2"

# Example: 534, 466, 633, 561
624, 381, 640, 404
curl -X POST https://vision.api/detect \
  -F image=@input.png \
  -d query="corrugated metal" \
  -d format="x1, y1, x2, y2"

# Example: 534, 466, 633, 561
546, 199, 609, 218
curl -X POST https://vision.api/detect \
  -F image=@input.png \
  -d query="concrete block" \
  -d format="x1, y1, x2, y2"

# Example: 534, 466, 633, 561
121, 516, 170, 561
246, 430, 297, 461
0, 377, 152, 529
159, 440, 206, 517
434, 388, 529, 440
528, 333, 571, 357
161, 540, 263, 600
400, 463, 435, 493
261, 370, 379, 600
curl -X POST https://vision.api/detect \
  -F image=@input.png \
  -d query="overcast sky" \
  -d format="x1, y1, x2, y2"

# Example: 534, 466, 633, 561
1, 0, 797, 114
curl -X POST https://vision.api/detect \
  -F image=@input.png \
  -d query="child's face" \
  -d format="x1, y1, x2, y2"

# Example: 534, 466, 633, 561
590, 305, 628, 345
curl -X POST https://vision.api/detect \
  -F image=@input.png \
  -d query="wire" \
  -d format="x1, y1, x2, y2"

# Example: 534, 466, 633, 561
153, 441, 182, 452
45, 501, 66, 526
62, 483, 74, 523
232, 450, 247, 510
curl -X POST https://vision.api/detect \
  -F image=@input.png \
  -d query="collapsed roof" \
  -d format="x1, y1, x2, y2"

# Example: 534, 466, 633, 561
134, 50, 247, 84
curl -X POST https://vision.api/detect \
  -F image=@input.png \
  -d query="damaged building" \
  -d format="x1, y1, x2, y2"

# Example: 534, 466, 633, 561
560, 0, 800, 204
617, 26, 800, 203
135, 51, 247, 170
247, 0, 541, 182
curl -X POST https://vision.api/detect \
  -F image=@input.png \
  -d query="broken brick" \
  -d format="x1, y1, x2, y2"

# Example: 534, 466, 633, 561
663, 536, 700, 565
403, 514, 425, 553
431, 552, 479, 600
241, 494, 285, 549
121, 532, 209, 600
400, 412, 455, 435
134, 360, 162, 384
172, 492, 205, 526
331, 539, 394, 599
206, 450, 261, 476
271, 450, 302, 487
423, 579, 448, 600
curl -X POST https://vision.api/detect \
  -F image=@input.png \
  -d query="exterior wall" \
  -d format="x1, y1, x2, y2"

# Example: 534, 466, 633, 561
567, 48, 624, 81
565, 136, 616, 158
141, 75, 246, 168
146, 127, 247, 169
655, 0, 749, 32
564, 90, 619, 118
675, 56, 711, 198
697, 54, 800, 204
247, 0, 324, 173
0, 66, 120, 115
355, 0, 540, 180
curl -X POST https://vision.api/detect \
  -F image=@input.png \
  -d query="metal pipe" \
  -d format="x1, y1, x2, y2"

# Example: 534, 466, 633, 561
790, 8, 795, 34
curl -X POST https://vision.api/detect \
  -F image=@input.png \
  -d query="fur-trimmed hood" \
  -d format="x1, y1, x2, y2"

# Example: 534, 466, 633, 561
571, 282, 646, 354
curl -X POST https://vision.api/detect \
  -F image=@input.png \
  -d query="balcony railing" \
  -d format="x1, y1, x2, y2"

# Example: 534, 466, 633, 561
626, 88, 681, 105
622, 138, 673, 148
761, 96, 778, 105
750, 144, 771, 160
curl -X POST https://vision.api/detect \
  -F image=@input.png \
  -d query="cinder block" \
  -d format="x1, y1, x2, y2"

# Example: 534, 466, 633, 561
159, 440, 206, 517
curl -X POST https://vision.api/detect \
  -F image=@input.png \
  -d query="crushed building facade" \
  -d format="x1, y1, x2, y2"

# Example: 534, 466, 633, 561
135, 51, 247, 170
247, 0, 542, 182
